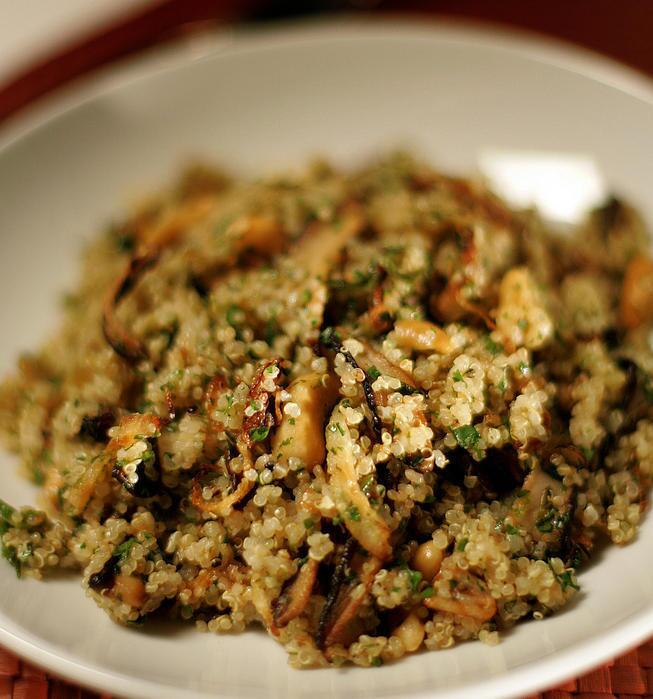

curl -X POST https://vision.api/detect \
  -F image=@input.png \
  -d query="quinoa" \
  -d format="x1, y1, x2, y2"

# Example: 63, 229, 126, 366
0, 153, 651, 667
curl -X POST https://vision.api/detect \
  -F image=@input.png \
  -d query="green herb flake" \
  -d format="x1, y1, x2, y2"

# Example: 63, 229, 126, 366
265, 317, 279, 345
452, 370, 464, 383
0, 500, 16, 524
483, 336, 504, 356
115, 232, 136, 253
31, 466, 46, 486
505, 524, 519, 536
114, 537, 138, 562
2, 545, 20, 577
557, 569, 580, 591
580, 446, 595, 462
347, 505, 361, 522
420, 586, 434, 598
303, 518, 315, 530
456, 537, 469, 552
641, 371, 653, 404
226, 304, 241, 327
536, 512, 554, 533
127, 617, 145, 627
249, 425, 270, 442
18, 542, 33, 562
367, 366, 381, 381
408, 569, 422, 592
453, 425, 480, 452
371, 657, 383, 667
319, 326, 341, 348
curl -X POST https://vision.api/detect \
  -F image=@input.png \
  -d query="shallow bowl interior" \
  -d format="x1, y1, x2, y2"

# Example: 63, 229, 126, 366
0, 20, 652, 699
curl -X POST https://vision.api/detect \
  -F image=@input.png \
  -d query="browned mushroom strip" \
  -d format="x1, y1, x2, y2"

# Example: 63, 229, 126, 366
620, 254, 653, 329
137, 195, 216, 250
273, 558, 320, 628
355, 341, 417, 389
191, 360, 283, 517
319, 328, 382, 440
424, 569, 496, 622
103, 196, 218, 361
271, 372, 340, 471
325, 402, 392, 561
320, 552, 383, 649
393, 319, 453, 354
104, 197, 283, 361
424, 584, 496, 622
67, 413, 161, 516
102, 250, 159, 360
509, 466, 576, 556
190, 450, 256, 519
289, 203, 364, 279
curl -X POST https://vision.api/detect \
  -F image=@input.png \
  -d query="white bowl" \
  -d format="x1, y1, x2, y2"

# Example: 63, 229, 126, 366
0, 19, 652, 699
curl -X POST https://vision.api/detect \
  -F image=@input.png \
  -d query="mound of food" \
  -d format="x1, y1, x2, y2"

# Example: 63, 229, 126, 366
1, 154, 651, 667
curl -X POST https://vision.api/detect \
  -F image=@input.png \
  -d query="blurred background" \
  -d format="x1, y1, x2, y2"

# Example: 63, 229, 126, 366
1, 0, 653, 126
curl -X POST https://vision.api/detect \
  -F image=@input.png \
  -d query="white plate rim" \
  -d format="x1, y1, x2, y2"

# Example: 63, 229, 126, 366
0, 17, 652, 699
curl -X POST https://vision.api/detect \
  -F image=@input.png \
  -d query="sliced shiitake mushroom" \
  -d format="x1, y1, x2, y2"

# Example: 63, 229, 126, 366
273, 558, 320, 629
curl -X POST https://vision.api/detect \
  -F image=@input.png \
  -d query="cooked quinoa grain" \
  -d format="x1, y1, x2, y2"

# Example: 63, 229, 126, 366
0, 154, 651, 667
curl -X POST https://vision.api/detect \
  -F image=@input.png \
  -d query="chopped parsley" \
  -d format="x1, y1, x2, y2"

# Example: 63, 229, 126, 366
347, 505, 361, 522
420, 586, 434, 598
557, 569, 580, 591
265, 317, 280, 345
249, 425, 270, 442
319, 326, 342, 348
303, 518, 315, 530
113, 230, 135, 253
641, 370, 653, 404
407, 568, 422, 592
536, 507, 570, 534
456, 537, 469, 552
0, 500, 15, 524
367, 366, 381, 381
484, 336, 504, 356
453, 425, 481, 455
452, 370, 464, 382
226, 304, 242, 327
580, 446, 595, 462
0, 500, 20, 576
114, 537, 138, 562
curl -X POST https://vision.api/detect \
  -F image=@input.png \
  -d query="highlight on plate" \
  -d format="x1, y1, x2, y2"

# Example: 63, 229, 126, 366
0, 154, 652, 668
